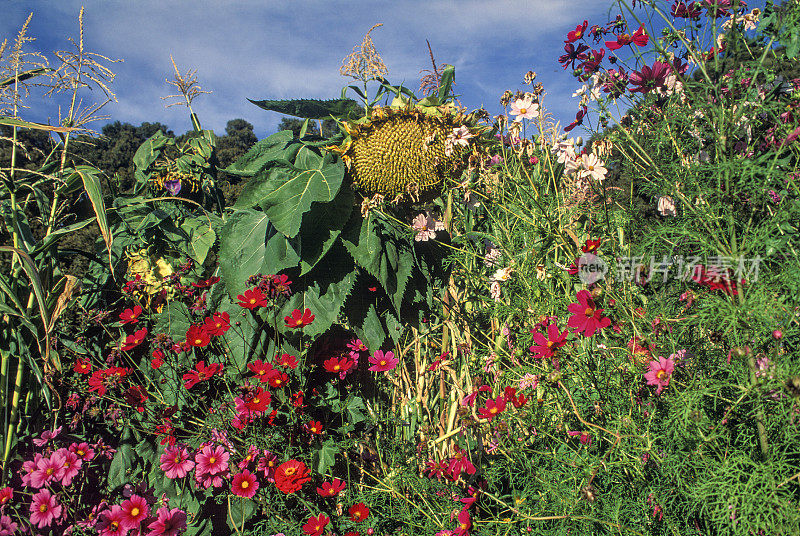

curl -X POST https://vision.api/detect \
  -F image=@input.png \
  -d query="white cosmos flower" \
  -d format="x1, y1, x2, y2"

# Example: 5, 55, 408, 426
578, 153, 608, 182
509, 97, 539, 122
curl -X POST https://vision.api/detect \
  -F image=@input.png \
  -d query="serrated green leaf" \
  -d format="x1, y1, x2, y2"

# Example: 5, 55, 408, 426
225, 130, 297, 178
262, 224, 302, 275
293, 185, 355, 275
226, 498, 256, 533
256, 148, 345, 238
108, 428, 135, 489
355, 304, 386, 353
280, 267, 356, 339
247, 98, 362, 120
182, 218, 216, 265
133, 130, 173, 174
153, 301, 193, 344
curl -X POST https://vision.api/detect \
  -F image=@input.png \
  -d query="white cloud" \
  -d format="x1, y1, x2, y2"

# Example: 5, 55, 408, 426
2, 0, 614, 136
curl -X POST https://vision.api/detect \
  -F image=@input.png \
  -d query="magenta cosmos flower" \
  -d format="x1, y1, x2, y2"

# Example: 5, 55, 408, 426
95, 505, 127, 536
147, 507, 187, 536
231, 469, 259, 498
195, 444, 229, 474
160, 445, 195, 479
119, 494, 149, 530
368, 350, 399, 372
529, 324, 569, 359
567, 290, 611, 337
29, 488, 62, 529
644, 356, 675, 394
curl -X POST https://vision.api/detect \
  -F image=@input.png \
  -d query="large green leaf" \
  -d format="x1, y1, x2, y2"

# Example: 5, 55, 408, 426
218, 209, 270, 298
292, 185, 355, 275
254, 148, 344, 238
247, 98, 362, 120
133, 131, 173, 182
153, 301, 193, 346
341, 212, 412, 315
108, 427, 135, 489
181, 217, 217, 265
225, 130, 297, 178
262, 225, 301, 276
312, 439, 340, 476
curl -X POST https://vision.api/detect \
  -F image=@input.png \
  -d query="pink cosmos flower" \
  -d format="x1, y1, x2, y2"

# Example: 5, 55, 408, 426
55, 448, 82, 486
69, 441, 96, 461
231, 469, 259, 498
147, 507, 187, 536
119, 494, 149, 530
567, 290, 611, 337
160, 445, 195, 479
195, 444, 229, 477
368, 349, 399, 372
644, 356, 675, 395
0, 514, 17, 535
411, 213, 445, 242
30, 455, 61, 489
33, 426, 62, 447
29, 488, 62, 529
96, 505, 128, 536
455, 509, 472, 535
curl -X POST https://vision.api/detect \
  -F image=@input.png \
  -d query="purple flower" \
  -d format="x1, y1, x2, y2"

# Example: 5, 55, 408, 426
33, 426, 62, 447
164, 178, 182, 195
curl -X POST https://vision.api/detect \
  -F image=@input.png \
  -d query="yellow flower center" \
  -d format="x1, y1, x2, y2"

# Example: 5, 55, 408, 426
241, 481, 249, 489
585, 307, 594, 316
285, 467, 296, 476
333, 365, 340, 371
656, 370, 667, 380
174, 456, 181, 463
490, 407, 498, 414
39, 504, 48, 513
520, 107, 528, 114
46, 468, 54, 476
209, 456, 216, 464
380, 360, 387, 366
131, 507, 140, 517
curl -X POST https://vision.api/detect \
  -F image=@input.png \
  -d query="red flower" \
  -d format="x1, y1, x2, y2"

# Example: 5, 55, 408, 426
606, 24, 649, 50
477, 396, 507, 421
564, 106, 588, 132
566, 20, 588, 42
121, 328, 148, 351
529, 324, 568, 360
192, 276, 220, 288
231, 469, 259, 498
348, 502, 370, 523
629, 61, 671, 94
237, 288, 269, 310
672, 1, 703, 18
151, 349, 164, 369
323, 356, 354, 375
504, 386, 527, 408
558, 42, 589, 70
185, 325, 210, 348
203, 312, 231, 336
275, 353, 298, 369
119, 305, 143, 324
581, 238, 602, 253
74, 358, 92, 375
87, 367, 130, 396
124, 385, 149, 412
316, 478, 346, 498
567, 290, 611, 337
302, 514, 329, 536
285, 308, 315, 328
268, 372, 289, 389
182, 361, 222, 389
306, 420, 323, 435
274, 460, 311, 494
244, 387, 271, 413
248, 359, 277, 382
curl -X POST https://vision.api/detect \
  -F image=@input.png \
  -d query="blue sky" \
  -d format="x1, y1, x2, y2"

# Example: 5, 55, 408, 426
0, 0, 771, 139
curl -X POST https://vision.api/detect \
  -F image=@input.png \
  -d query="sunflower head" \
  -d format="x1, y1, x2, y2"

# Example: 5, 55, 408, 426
327, 99, 473, 202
